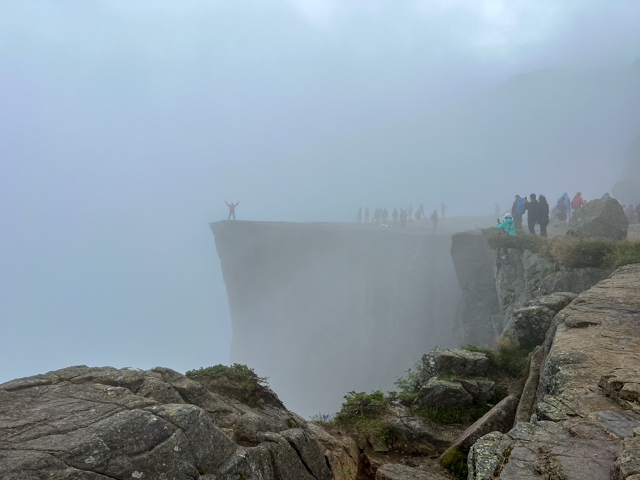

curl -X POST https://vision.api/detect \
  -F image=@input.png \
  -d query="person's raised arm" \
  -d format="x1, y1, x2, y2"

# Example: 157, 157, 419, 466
235, 201, 240, 206
225, 201, 230, 207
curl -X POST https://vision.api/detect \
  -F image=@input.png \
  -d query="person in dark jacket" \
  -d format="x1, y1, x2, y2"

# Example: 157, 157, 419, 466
524, 194, 540, 235
511, 195, 523, 230
538, 195, 550, 237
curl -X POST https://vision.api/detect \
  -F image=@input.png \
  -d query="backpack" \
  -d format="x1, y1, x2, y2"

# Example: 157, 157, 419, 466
516, 197, 526, 215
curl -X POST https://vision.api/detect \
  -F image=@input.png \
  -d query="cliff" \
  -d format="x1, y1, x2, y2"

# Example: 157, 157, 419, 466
210, 221, 462, 415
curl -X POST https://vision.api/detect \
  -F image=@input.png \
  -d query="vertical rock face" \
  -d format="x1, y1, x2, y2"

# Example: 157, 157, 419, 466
450, 231, 501, 347
211, 221, 462, 415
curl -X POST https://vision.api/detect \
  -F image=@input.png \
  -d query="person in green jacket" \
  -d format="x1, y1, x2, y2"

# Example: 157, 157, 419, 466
496, 213, 516, 236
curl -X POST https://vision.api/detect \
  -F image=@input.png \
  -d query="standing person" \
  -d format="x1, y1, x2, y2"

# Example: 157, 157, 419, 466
365, 207, 370, 223
572, 192, 586, 213
538, 195, 550, 237
418, 203, 425, 217
562, 193, 571, 219
524, 194, 540, 234
415, 210, 422, 224
400, 208, 408, 228
441, 203, 447, 218
392, 208, 399, 227
430, 209, 438, 234
407, 204, 413, 222
512, 195, 524, 230
225, 201, 239, 220
373, 209, 380, 225
555, 195, 568, 225
625, 204, 637, 224
496, 213, 516, 236
382, 208, 388, 223
357, 208, 362, 224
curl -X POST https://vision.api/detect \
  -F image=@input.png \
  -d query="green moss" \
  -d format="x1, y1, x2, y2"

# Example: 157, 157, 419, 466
198, 470, 206, 476
540, 267, 555, 279
185, 363, 269, 408
440, 447, 469, 480
435, 371, 457, 381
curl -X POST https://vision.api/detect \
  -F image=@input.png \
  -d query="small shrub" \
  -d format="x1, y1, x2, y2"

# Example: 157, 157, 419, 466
440, 446, 469, 480
337, 391, 386, 417
186, 363, 268, 384
393, 360, 423, 394
495, 332, 534, 377
435, 371, 457, 381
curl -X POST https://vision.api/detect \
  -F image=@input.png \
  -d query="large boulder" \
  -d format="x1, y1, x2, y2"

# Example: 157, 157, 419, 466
567, 194, 628, 240
308, 423, 359, 480
419, 348, 489, 386
0, 365, 333, 480
417, 378, 474, 407
510, 304, 556, 347
380, 405, 450, 456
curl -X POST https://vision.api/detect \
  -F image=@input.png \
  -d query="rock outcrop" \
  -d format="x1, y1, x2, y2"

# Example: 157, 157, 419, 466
467, 264, 640, 479
211, 221, 463, 415
567, 194, 629, 240
0, 365, 334, 480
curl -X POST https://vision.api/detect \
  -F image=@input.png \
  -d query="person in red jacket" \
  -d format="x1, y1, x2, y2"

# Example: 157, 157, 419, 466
225, 201, 239, 220
571, 192, 586, 212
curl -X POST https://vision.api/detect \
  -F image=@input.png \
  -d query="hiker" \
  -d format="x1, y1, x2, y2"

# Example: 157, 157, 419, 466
418, 203, 425, 216
430, 209, 438, 233
373, 209, 380, 225
441, 203, 447, 218
572, 192, 586, 213
382, 208, 388, 223
538, 195, 550, 237
400, 208, 408, 228
365, 207, 370, 223
415, 209, 422, 223
625, 204, 637, 224
496, 213, 516, 236
555, 194, 569, 225
524, 194, 540, 235
407, 204, 413, 222
225, 201, 239, 220
357, 208, 362, 224
512, 195, 525, 230
392, 208, 399, 227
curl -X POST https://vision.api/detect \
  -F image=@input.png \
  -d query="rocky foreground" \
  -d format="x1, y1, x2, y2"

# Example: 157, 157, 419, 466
468, 264, 640, 479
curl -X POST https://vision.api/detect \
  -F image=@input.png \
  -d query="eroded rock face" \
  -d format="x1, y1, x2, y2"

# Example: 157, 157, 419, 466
0, 365, 333, 480
419, 348, 489, 387
511, 305, 556, 346
567, 194, 629, 240
468, 264, 640, 480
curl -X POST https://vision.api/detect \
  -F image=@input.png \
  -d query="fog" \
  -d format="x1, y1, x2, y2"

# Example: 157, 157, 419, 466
1, 1, 640, 412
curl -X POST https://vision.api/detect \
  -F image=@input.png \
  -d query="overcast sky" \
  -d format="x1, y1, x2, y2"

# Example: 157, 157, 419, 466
1, 1, 640, 389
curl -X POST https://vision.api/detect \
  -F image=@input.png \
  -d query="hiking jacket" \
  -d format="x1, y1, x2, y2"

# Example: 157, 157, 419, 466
496, 218, 516, 236
572, 195, 585, 210
538, 202, 550, 225
525, 200, 540, 224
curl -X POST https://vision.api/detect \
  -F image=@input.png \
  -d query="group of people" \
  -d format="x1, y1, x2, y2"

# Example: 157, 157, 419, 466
497, 192, 587, 237
357, 204, 442, 231
624, 203, 640, 224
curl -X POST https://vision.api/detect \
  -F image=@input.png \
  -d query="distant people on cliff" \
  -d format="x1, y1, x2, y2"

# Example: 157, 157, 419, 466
418, 203, 425, 217
572, 192, 586, 213
415, 209, 422, 223
496, 213, 516, 236
382, 208, 389, 223
392, 208, 399, 227
538, 195, 550, 237
512, 195, 525, 230
441, 203, 447, 218
430, 209, 438, 233
365, 207, 370, 223
400, 208, 408, 227
225, 201, 239, 220
524, 194, 540, 234
373, 209, 379, 224
555, 194, 569, 225
357, 208, 362, 224
407, 204, 413, 221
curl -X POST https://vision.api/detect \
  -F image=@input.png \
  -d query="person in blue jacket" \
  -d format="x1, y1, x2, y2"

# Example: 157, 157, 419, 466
496, 213, 516, 236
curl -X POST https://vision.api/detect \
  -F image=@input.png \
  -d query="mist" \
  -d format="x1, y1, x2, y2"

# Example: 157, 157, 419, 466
2, 1, 640, 413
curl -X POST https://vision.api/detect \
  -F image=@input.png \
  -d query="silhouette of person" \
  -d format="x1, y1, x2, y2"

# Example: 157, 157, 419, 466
382, 208, 388, 223
431, 209, 438, 233
441, 203, 447, 218
357, 208, 362, 224
225, 201, 239, 220
365, 207, 370, 223
407, 204, 413, 221
400, 208, 408, 228
392, 208, 399, 227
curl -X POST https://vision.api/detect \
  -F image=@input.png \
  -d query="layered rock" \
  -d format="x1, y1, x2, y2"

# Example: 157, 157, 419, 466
0, 365, 333, 480
211, 221, 462, 415
467, 264, 640, 479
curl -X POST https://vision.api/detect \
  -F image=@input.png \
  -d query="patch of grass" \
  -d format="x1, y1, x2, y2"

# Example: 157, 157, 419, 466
463, 334, 534, 378
487, 232, 640, 271
334, 391, 391, 446
435, 370, 457, 381
185, 363, 270, 408
440, 447, 468, 480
